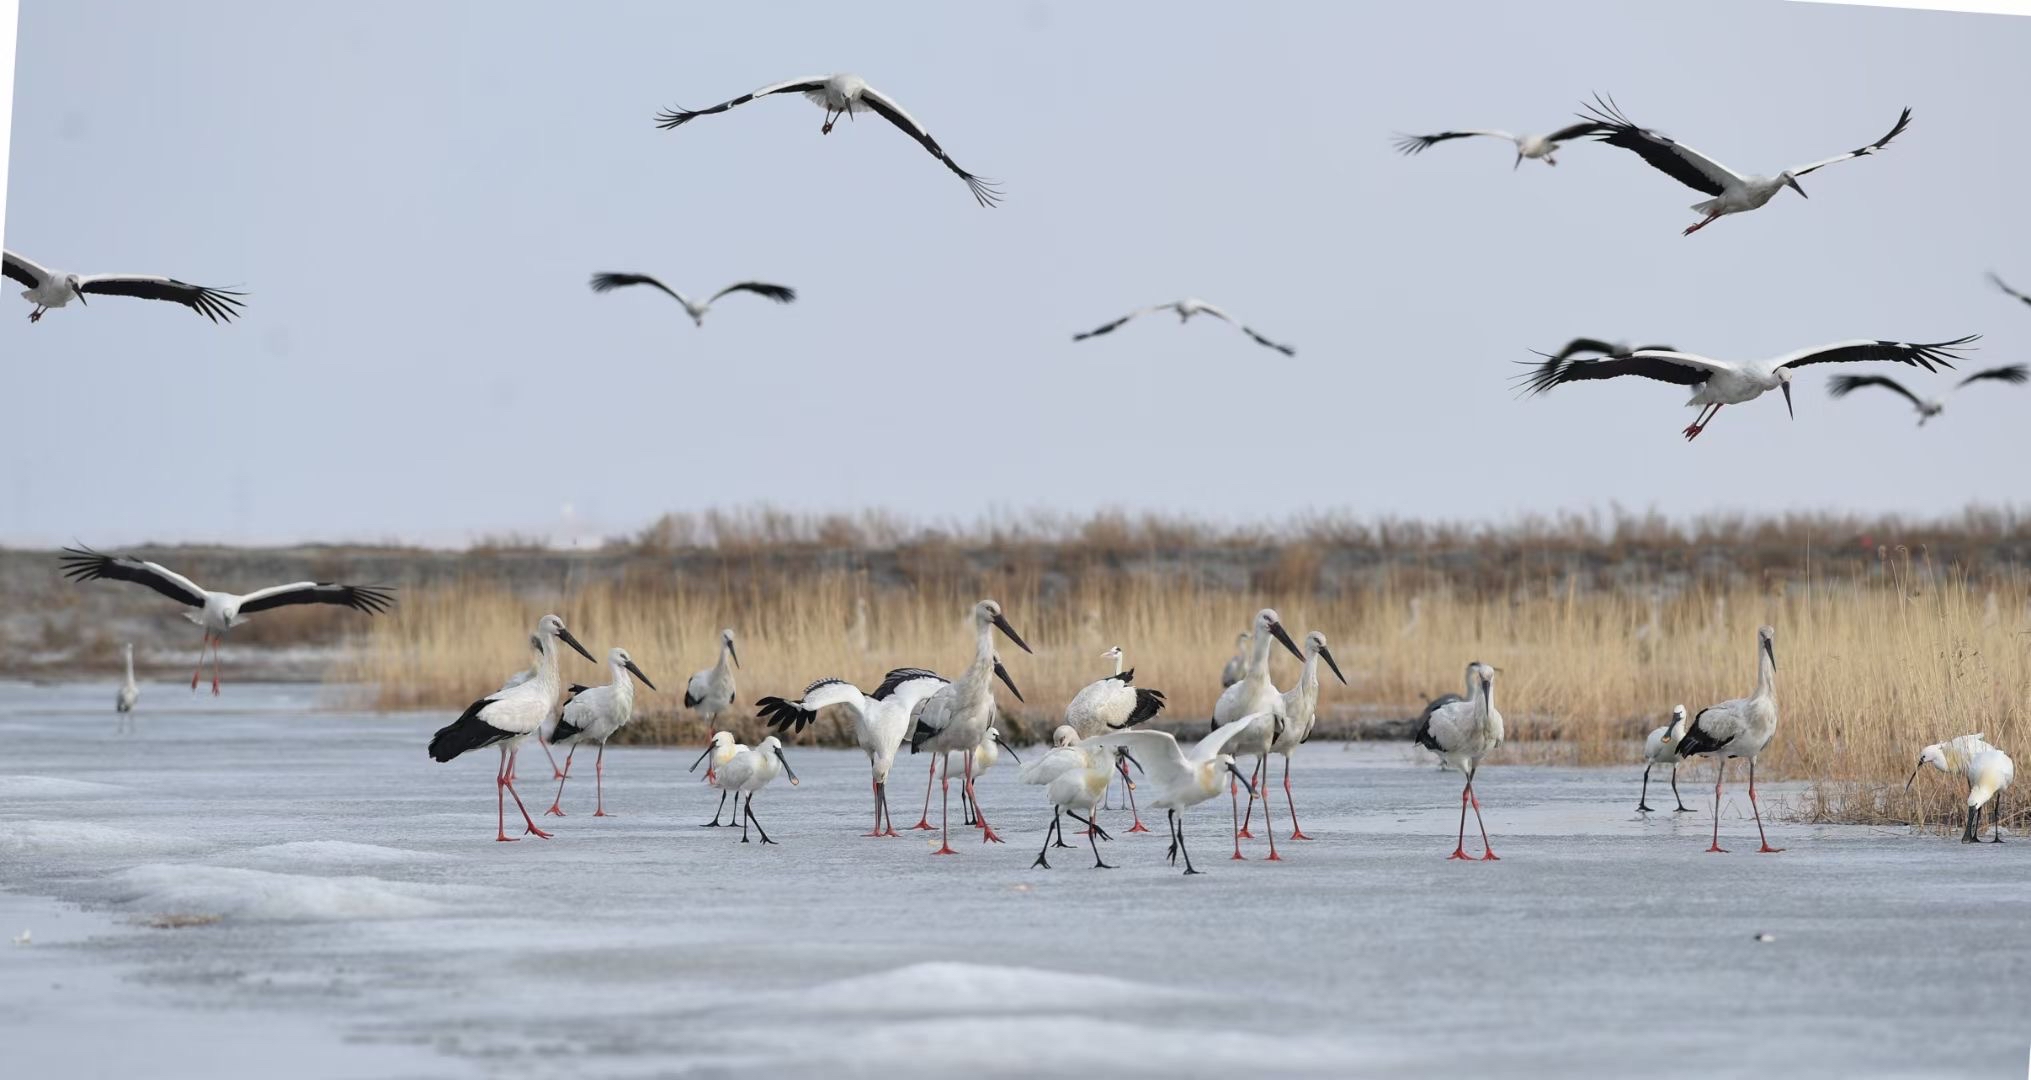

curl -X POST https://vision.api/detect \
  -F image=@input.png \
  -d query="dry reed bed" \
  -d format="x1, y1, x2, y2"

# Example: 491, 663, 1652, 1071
337, 552, 2028, 827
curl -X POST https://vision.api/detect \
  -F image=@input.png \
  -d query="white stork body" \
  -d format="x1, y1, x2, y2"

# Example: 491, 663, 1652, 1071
716, 736, 800, 845
1066, 646, 1166, 832
428, 615, 599, 841
1412, 662, 1504, 859
1518, 337, 1977, 441
1638, 705, 1693, 813
1676, 626, 1781, 854
684, 629, 740, 728
588, 273, 795, 326
1090, 717, 1261, 875
1073, 298, 1296, 356
757, 667, 950, 836
60, 546, 393, 694
1393, 121, 1603, 168
905, 600, 1031, 854
1582, 96, 1912, 235
1829, 365, 2027, 426
655, 73, 1000, 206
541, 648, 656, 818
115, 644, 139, 729
689, 731, 749, 827
1269, 631, 1347, 840
4, 249, 246, 323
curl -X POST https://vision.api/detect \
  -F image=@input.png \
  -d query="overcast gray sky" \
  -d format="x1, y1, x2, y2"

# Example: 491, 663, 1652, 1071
4, 0, 2028, 547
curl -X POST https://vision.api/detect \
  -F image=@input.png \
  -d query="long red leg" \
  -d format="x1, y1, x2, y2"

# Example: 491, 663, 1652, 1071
1468, 768, 1497, 860
1261, 757, 1283, 861
864, 776, 886, 837
495, 747, 514, 842
210, 639, 221, 696
1237, 758, 1259, 839
591, 744, 610, 817
933, 756, 956, 855
1124, 760, 1150, 832
545, 746, 576, 816
1230, 777, 1247, 860
1683, 212, 1720, 236
1708, 759, 1729, 853
1749, 759, 1781, 853
1284, 757, 1312, 840
1449, 780, 1472, 860
912, 757, 938, 830
540, 735, 565, 780
967, 756, 1004, 843
190, 635, 208, 691
502, 749, 552, 839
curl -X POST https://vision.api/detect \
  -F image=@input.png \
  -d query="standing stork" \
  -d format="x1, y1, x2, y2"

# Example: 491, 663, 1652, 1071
428, 615, 598, 841
588, 273, 795, 327
1219, 632, 1250, 689
654, 73, 1001, 207
1515, 336, 1976, 440
1581, 95, 1912, 235
59, 546, 394, 694
906, 600, 1031, 854
1072, 298, 1296, 356
541, 647, 656, 818
756, 667, 949, 837
1676, 626, 1781, 854
1412, 662, 1504, 860
1270, 631, 1347, 841
684, 629, 740, 731
1828, 366, 2027, 425
1213, 609, 1305, 859
116, 644, 139, 732
1638, 705, 1693, 813
1392, 120, 1603, 168
4, 249, 245, 323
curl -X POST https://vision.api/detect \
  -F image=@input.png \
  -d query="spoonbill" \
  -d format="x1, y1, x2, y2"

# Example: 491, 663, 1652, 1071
689, 731, 748, 827
4, 249, 245, 323
906, 600, 1031, 854
1515, 336, 1976, 441
1828, 365, 2026, 425
1638, 705, 1693, 813
1413, 662, 1504, 860
60, 546, 393, 694
655, 73, 1001, 207
1270, 631, 1347, 840
589, 274, 795, 327
1091, 716, 1261, 876
717, 736, 800, 845
1582, 95, 1912, 235
684, 629, 740, 730
541, 647, 655, 818
1392, 120, 1602, 168
1958, 750, 2014, 844
1021, 730, 1122, 870
958, 723, 1021, 829
1906, 733, 1998, 818
428, 615, 598, 841
1072, 298, 1295, 356
1677, 626, 1781, 854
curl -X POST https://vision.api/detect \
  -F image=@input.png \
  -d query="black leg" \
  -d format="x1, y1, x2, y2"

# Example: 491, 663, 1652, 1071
1991, 792, 2004, 844
702, 789, 728, 827
1069, 811, 1114, 869
1179, 814, 1201, 875
748, 796, 775, 845
1165, 810, 1181, 865
1963, 803, 1980, 843
1032, 810, 1058, 869
1671, 764, 1692, 812
1638, 764, 1654, 813
740, 794, 752, 843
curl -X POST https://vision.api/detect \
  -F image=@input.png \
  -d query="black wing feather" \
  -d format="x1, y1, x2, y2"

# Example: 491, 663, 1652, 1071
855, 92, 1002, 208
1581, 95, 1727, 197
1673, 710, 1733, 759
1544, 121, 1604, 144
1513, 351, 1708, 396
873, 667, 943, 701
236, 583, 394, 616
711, 282, 796, 305
75, 278, 246, 323
1774, 337, 1975, 374
754, 695, 816, 734
2, 252, 42, 289
429, 697, 514, 762
1827, 374, 1923, 408
653, 80, 828, 130
1957, 365, 2028, 390
1113, 688, 1167, 730
1391, 131, 1486, 155
58, 546, 207, 608
1790, 107, 1913, 178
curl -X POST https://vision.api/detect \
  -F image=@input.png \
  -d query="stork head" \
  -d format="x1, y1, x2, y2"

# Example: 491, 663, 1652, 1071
718, 628, 739, 668
1255, 609, 1305, 663
537, 614, 597, 664
609, 646, 655, 690
1757, 625, 1777, 668
972, 599, 1032, 654
1305, 631, 1348, 685
1780, 171, 1807, 199
66, 274, 86, 305
1774, 367, 1797, 419
991, 654, 1024, 702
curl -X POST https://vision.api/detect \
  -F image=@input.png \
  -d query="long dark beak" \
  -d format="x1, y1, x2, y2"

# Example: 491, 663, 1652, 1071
775, 747, 799, 785
994, 731, 1020, 764
1270, 621, 1304, 662
1780, 381, 1795, 420
1765, 638, 1777, 670
1320, 646, 1347, 685
992, 658, 1024, 702
1226, 760, 1256, 797
1787, 176, 1808, 199
1905, 760, 1923, 792
625, 659, 656, 690
1118, 748, 1144, 776
72, 287, 87, 306
992, 612, 1032, 655
558, 627, 597, 664
1512, 151, 1523, 171
688, 744, 714, 772
729, 641, 741, 669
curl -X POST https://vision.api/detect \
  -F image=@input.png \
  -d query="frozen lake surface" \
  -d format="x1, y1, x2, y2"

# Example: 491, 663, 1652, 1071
1, 681, 2026, 1078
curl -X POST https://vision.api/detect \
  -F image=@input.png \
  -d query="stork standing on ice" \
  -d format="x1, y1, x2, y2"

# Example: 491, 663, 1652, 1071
4, 249, 245, 323
906, 600, 1031, 854
1270, 631, 1347, 841
655, 73, 1001, 207
756, 667, 950, 837
1515, 336, 1977, 441
690, 731, 748, 827
1072, 299, 1296, 356
541, 647, 656, 818
1068, 645, 1166, 832
1638, 705, 1693, 814
1581, 95, 1912, 236
60, 546, 394, 694
716, 736, 800, 845
1392, 120, 1603, 168
428, 615, 598, 841
115, 644, 139, 732
1675, 626, 1782, 854
1413, 662, 1504, 860
1213, 608, 1305, 860
684, 630, 740, 730
1828, 366, 2027, 425
1092, 717, 1261, 876
588, 273, 795, 327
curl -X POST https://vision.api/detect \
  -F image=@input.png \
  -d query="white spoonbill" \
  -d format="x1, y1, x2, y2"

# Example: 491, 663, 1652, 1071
655, 73, 1001, 207
684, 629, 740, 730
4, 249, 245, 323
906, 600, 1032, 854
428, 615, 598, 841
1021, 730, 1121, 870
1676, 626, 1781, 854
1638, 705, 1693, 813
958, 723, 1022, 829
1091, 717, 1261, 876
1906, 733, 1998, 822
689, 731, 748, 827
1582, 95, 1912, 235
1412, 661, 1504, 860
1828, 365, 2027, 426
756, 667, 950, 837
541, 647, 656, 818
589, 273, 795, 327
717, 736, 800, 845
60, 546, 394, 695
1515, 336, 1976, 441
1270, 631, 1348, 840
1072, 298, 1295, 356
1957, 750, 2014, 844
1392, 120, 1603, 168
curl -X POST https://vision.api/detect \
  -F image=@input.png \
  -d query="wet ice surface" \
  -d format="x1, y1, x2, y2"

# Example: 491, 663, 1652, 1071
2, 682, 2027, 1079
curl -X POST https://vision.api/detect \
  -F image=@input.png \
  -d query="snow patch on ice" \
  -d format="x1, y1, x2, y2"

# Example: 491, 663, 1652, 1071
106, 864, 472, 922
761, 1015, 1389, 1075
777, 961, 1193, 1016
236, 841, 439, 867
0, 820, 200, 856
0, 775, 127, 797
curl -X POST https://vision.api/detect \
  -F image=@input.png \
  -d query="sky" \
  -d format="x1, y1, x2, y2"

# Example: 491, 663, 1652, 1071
4, 0, 2030, 548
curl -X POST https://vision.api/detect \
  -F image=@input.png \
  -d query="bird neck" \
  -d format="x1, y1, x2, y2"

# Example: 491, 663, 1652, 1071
123, 649, 135, 682
610, 662, 635, 703
1111, 654, 1124, 677
1476, 680, 1496, 721
715, 642, 734, 673
1300, 652, 1320, 692
1754, 646, 1775, 700
1249, 629, 1275, 673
